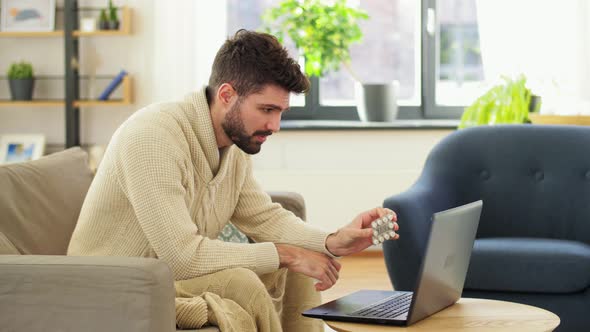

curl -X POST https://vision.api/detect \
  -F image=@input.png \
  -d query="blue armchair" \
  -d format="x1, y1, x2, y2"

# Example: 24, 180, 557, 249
383, 125, 590, 332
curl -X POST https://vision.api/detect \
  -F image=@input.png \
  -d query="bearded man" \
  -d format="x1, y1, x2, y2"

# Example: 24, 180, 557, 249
68, 30, 399, 332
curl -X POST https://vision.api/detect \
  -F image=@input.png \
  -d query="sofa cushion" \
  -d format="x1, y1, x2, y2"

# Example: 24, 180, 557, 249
465, 238, 590, 293
0, 147, 94, 255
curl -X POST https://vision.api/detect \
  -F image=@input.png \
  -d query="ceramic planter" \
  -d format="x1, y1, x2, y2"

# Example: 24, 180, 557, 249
354, 81, 399, 122
9, 78, 35, 100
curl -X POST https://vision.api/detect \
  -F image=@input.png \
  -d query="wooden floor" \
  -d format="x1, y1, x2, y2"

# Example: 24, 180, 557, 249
321, 251, 391, 303
318, 251, 390, 331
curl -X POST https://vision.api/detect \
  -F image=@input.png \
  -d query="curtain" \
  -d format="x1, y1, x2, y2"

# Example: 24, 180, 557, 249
152, 0, 228, 102
476, 0, 590, 115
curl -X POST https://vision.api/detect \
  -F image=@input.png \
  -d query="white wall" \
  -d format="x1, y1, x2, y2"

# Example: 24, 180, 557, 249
252, 130, 452, 232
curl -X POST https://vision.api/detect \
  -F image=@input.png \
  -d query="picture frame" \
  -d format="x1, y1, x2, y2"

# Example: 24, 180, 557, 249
0, 134, 45, 164
0, 0, 56, 32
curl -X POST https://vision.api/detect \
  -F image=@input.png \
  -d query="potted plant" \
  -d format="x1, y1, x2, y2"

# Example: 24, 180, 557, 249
459, 75, 541, 128
98, 9, 109, 30
7, 61, 34, 101
263, 0, 395, 121
107, 0, 119, 30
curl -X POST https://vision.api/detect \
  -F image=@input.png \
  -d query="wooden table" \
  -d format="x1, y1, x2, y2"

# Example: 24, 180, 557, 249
325, 298, 560, 332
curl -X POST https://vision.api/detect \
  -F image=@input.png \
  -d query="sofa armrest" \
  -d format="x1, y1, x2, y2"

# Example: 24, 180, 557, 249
0, 255, 176, 332
268, 191, 307, 221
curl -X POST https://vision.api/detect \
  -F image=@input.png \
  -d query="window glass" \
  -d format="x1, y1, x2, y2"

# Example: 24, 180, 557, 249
435, 0, 485, 106
319, 0, 420, 106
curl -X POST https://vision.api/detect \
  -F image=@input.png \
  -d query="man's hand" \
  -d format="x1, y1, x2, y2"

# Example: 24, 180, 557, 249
325, 207, 399, 257
275, 244, 341, 291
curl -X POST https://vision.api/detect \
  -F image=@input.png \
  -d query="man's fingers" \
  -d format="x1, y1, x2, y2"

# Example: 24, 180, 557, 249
319, 273, 334, 291
332, 258, 342, 271
328, 261, 340, 281
360, 207, 398, 228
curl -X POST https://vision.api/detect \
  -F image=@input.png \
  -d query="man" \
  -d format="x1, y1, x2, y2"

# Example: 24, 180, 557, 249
68, 30, 399, 331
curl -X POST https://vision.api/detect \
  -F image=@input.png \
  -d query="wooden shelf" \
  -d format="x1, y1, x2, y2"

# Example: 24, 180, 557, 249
0, 100, 64, 107
0, 7, 131, 38
529, 114, 590, 126
0, 31, 63, 38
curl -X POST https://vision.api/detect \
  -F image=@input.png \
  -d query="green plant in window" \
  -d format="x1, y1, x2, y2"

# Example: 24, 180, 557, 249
7, 61, 34, 79
261, 0, 369, 77
459, 75, 540, 128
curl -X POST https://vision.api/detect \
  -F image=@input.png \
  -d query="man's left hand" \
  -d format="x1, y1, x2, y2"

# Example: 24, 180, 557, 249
325, 207, 399, 257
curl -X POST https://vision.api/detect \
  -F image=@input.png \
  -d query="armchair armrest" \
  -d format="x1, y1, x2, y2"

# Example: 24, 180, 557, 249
0, 255, 176, 332
382, 177, 455, 291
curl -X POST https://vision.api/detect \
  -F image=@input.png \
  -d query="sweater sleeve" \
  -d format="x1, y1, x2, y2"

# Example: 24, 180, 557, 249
231, 156, 336, 257
113, 122, 279, 280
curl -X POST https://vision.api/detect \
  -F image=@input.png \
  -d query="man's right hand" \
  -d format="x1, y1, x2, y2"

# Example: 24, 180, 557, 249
275, 244, 341, 291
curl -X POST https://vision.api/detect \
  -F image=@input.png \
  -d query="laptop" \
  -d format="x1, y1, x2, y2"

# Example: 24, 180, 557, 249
302, 200, 483, 326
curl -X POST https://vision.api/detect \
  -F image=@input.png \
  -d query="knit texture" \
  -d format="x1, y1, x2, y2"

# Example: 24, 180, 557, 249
175, 297, 208, 329
67, 87, 333, 280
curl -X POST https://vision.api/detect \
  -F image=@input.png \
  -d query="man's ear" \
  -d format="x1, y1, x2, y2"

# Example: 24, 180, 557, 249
217, 83, 236, 106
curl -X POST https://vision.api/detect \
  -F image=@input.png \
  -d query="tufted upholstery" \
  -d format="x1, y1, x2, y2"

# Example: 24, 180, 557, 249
382, 125, 590, 332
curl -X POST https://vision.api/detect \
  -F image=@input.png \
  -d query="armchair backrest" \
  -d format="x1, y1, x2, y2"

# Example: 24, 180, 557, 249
422, 125, 590, 244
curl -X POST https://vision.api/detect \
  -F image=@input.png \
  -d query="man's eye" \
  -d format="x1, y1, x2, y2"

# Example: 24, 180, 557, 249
264, 108, 273, 113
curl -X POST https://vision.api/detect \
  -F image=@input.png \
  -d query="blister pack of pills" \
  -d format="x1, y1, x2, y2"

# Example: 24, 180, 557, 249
371, 213, 396, 245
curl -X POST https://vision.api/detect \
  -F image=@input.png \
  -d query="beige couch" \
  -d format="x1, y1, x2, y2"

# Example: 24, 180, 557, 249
0, 148, 308, 332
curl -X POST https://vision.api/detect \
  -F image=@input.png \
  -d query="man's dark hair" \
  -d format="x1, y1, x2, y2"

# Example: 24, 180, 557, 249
208, 29, 310, 97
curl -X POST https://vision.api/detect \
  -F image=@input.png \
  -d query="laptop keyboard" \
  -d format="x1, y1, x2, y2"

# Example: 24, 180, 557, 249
350, 292, 413, 319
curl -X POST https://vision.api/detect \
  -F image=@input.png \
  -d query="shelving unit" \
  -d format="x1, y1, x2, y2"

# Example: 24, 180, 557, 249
0, 2, 133, 147
0, 75, 132, 107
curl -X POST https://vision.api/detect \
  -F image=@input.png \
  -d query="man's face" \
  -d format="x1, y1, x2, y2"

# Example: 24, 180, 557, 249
222, 84, 289, 154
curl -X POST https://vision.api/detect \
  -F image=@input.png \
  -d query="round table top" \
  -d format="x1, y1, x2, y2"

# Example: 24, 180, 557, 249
325, 298, 560, 332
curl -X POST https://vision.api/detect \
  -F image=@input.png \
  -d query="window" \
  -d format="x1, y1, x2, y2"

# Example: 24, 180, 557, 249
425, 0, 484, 118
227, 0, 483, 120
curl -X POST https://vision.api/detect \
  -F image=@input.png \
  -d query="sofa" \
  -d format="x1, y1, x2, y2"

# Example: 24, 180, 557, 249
0, 147, 309, 332
382, 125, 590, 332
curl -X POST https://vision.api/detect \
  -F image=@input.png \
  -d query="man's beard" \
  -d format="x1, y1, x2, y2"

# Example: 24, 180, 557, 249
222, 99, 272, 154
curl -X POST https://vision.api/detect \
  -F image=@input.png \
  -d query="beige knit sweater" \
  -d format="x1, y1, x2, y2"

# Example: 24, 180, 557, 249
68, 88, 333, 280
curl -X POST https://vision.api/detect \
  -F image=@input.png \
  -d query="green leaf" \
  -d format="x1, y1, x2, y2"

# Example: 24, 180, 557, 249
459, 74, 535, 128
7, 61, 34, 79
260, 0, 369, 77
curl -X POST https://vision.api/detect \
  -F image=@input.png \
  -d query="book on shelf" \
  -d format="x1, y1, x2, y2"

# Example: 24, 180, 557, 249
98, 70, 127, 100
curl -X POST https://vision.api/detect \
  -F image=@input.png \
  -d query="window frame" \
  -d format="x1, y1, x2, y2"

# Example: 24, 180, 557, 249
282, 0, 470, 121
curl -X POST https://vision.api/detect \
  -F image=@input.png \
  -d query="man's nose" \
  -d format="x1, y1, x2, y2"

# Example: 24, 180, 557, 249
266, 113, 282, 133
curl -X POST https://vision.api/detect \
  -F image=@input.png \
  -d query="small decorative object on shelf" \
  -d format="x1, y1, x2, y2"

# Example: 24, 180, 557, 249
0, 134, 45, 164
0, 0, 56, 32
80, 17, 96, 32
7, 61, 35, 100
98, 9, 109, 30
98, 69, 127, 100
107, 0, 119, 30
